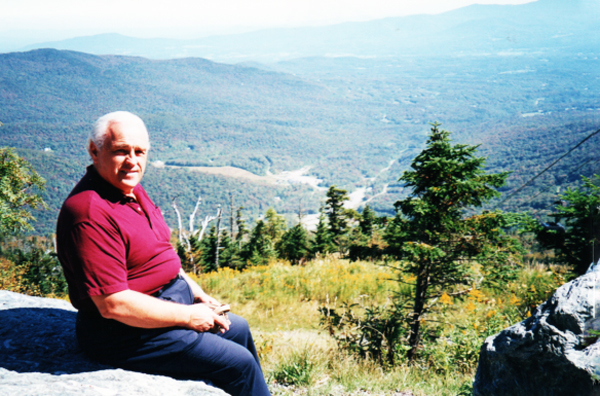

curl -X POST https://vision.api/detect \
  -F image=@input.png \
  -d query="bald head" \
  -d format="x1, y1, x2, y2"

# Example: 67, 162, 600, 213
88, 111, 149, 155
88, 111, 150, 197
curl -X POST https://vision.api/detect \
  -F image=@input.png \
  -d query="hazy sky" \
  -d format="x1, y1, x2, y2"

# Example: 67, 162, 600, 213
1, 0, 537, 38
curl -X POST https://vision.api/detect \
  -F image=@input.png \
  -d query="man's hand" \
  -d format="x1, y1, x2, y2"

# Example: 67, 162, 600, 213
187, 303, 230, 333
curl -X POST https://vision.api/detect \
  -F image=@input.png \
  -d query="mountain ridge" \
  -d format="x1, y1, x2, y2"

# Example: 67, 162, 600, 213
13, 0, 599, 63
1, 0, 599, 235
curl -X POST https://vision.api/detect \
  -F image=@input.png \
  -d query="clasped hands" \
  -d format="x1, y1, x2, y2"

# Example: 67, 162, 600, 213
187, 292, 231, 334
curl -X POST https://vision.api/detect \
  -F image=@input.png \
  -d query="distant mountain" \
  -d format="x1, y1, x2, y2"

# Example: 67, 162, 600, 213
2, 0, 599, 235
0, 49, 410, 234
16, 0, 600, 63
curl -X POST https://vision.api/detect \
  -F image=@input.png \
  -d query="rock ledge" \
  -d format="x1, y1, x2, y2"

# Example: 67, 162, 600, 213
473, 270, 600, 396
0, 290, 226, 396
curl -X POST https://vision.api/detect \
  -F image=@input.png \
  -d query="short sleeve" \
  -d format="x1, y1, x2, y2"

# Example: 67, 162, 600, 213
65, 220, 130, 298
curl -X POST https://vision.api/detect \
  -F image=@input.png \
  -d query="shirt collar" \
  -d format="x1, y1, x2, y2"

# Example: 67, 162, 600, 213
85, 165, 142, 206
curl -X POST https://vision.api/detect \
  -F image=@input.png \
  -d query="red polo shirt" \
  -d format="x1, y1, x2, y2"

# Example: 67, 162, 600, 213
56, 166, 181, 313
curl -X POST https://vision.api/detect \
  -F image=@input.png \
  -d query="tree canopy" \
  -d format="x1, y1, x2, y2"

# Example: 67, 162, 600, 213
548, 175, 600, 275
0, 147, 46, 236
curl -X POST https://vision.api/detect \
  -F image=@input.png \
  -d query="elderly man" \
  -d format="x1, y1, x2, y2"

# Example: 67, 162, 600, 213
57, 111, 270, 396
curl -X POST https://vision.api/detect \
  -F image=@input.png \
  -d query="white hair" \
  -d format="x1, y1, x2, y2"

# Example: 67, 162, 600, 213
88, 111, 149, 154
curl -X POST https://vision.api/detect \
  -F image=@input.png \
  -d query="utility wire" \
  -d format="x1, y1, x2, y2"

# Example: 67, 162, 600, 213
527, 157, 600, 206
495, 127, 600, 208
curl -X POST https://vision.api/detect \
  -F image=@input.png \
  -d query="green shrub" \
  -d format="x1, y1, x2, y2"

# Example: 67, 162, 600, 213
271, 347, 318, 386
319, 298, 409, 367
1, 239, 67, 297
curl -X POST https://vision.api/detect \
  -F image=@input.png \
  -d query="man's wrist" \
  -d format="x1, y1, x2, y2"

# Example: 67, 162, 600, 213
183, 306, 194, 328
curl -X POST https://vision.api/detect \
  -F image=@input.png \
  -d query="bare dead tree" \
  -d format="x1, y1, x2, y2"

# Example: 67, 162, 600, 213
229, 193, 235, 239
172, 195, 220, 275
215, 205, 223, 270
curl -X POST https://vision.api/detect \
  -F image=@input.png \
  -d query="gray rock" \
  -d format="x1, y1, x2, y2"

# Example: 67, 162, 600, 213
0, 291, 227, 396
473, 269, 600, 396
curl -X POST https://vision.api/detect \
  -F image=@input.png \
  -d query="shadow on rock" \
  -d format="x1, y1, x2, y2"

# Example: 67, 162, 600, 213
0, 308, 111, 374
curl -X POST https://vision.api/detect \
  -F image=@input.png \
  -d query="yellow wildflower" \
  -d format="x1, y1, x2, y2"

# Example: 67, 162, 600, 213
440, 292, 454, 305
529, 284, 537, 293
468, 288, 485, 302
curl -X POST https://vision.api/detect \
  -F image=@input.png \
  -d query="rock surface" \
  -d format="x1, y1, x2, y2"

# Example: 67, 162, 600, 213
473, 269, 600, 396
0, 290, 227, 396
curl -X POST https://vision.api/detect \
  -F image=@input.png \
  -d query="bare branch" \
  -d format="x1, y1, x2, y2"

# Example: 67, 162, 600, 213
189, 194, 202, 233
171, 198, 184, 242
198, 212, 217, 241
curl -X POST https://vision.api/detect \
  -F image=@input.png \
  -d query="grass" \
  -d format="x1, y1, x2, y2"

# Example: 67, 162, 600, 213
192, 257, 568, 396
0, 248, 565, 396
193, 257, 395, 331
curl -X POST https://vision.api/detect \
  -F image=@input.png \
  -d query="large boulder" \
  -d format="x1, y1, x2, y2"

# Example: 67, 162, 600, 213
0, 290, 226, 396
473, 269, 600, 396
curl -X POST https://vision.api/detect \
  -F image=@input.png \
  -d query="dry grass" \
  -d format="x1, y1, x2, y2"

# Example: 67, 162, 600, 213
193, 258, 481, 395
194, 257, 395, 331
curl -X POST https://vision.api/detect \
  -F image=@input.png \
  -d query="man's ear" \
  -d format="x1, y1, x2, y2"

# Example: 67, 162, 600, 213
89, 141, 99, 161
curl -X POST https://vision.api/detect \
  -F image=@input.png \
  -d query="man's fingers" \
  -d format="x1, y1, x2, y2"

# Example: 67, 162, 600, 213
213, 313, 230, 332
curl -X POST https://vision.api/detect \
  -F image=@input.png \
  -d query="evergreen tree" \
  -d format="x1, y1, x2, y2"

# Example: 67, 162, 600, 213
218, 229, 243, 270
359, 204, 377, 236
313, 206, 333, 254
264, 207, 287, 244
384, 124, 521, 362
278, 223, 311, 264
177, 232, 204, 274
548, 175, 600, 274
325, 185, 349, 239
235, 206, 248, 245
242, 220, 277, 266
201, 225, 219, 272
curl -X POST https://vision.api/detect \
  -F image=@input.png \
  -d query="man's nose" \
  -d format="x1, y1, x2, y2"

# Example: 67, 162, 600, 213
123, 151, 137, 166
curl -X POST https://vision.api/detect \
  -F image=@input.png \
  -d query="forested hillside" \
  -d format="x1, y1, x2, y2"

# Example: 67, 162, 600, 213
1, 0, 599, 236
0, 49, 402, 234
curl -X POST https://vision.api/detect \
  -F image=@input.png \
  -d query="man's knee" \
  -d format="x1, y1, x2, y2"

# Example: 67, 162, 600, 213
229, 313, 249, 330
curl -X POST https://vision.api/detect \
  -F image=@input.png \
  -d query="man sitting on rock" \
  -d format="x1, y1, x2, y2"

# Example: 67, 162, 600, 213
56, 111, 271, 396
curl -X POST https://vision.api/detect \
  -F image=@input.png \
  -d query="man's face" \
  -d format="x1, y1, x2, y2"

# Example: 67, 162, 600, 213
89, 121, 149, 197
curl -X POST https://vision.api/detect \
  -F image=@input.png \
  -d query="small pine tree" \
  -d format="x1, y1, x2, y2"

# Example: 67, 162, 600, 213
242, 220, 277, 266
201, 226, 219, 272
549, 175, 600, 274
235, 206, 248, 245
359, 204, 377, 236
325, 185, 349, 239
278, 223, 312, 264
313, 207, 333, 255
218, 229, 243, 270
265, 207, 287, 244
384, 123, 521, 362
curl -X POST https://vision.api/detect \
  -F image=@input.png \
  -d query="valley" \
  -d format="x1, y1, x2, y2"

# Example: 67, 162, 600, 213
0, 0, 598, 235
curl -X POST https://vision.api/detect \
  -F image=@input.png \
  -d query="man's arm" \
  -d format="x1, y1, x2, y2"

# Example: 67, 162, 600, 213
91, 289, 230, 333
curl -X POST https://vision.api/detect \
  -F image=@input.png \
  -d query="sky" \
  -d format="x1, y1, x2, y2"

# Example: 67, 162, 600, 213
1, 0, 537, 39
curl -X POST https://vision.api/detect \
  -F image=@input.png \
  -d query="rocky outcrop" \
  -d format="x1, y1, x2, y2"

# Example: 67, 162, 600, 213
0, 290, 226, 396
473, 269, 600, 396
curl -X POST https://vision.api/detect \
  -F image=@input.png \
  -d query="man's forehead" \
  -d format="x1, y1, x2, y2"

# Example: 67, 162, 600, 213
106, 121, 149, 145
110, 140, 149, 150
